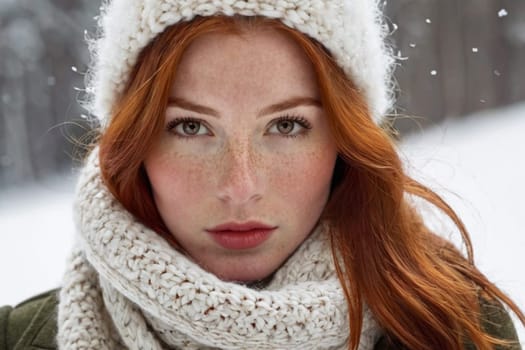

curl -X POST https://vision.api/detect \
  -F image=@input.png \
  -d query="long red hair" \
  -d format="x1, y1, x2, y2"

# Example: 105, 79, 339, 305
97, 16, 524, 349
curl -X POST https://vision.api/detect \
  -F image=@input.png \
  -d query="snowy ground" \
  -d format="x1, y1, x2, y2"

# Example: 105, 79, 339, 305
0, 175, 75, 302
1, 103, 524, 344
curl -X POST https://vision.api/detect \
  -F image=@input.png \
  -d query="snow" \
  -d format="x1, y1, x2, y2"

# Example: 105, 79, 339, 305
0, 103, 524, 343
47, 76, 56, 86
0, 176, 75, 304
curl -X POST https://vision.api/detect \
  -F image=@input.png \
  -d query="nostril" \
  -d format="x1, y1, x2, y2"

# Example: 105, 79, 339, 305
215, 143, 263, 204
216, 168, 261, 204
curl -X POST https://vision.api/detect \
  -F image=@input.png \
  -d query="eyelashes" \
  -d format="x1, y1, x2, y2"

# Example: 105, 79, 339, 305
266, 115, 312, 138
272, 115, 312, 133
166, 117, 211, 137
165, 114, 312, 138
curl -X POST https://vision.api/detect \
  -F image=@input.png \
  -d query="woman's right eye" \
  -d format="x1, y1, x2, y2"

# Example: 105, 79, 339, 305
166, 118, 211, 137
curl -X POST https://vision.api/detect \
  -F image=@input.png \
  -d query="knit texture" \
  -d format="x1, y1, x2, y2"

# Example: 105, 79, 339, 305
57, 149, 382, 349
85, 0, 396, 125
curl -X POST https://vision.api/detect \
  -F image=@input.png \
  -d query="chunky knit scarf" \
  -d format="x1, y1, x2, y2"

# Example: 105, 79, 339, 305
57, 150, 381, 349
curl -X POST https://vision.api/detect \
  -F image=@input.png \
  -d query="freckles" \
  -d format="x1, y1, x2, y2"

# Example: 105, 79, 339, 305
268, 150, 323, 192
188, 161, 215, 187
161, 152, 212, 193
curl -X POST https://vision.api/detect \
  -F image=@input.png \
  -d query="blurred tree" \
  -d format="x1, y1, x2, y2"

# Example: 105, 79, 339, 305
387, 0, 525, 132
0, 0, 98, 187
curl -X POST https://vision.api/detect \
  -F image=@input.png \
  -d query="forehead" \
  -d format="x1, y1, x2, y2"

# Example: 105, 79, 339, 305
170, 29, 320, 102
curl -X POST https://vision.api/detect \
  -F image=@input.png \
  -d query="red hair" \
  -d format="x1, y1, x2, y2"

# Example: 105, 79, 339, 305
98, 16, 524, 349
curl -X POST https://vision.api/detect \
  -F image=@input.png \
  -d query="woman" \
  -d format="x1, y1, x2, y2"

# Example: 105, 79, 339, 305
1, 0, 523, 349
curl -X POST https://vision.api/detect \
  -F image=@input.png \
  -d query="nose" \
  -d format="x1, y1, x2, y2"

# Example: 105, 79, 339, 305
216, 139, 262, 205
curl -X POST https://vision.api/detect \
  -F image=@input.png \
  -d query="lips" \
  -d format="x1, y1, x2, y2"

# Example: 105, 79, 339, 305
206, 221, 277, 250
207, 221, 276, 232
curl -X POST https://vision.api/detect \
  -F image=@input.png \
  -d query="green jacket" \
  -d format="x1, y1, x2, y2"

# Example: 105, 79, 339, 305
0, 289, 521, 350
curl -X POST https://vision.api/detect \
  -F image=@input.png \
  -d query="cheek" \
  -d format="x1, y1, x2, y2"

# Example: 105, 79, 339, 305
267, 148, 336, 204
145, 140, 337, 210
146, 152, 214, 206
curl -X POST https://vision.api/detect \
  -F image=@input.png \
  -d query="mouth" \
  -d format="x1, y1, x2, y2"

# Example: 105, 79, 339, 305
206, 221, 277, 250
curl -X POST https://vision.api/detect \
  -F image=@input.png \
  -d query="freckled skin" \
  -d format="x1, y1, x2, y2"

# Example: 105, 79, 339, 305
143, 29, 338, 282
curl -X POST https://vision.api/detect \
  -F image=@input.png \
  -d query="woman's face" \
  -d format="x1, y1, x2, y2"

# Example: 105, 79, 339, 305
144, 28, 338, 282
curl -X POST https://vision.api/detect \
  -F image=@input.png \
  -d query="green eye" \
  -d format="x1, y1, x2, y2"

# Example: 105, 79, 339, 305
276, 120, 296, 134
181, 121, 202, 135
268, 115, 312, 137
166, 118, 211, 137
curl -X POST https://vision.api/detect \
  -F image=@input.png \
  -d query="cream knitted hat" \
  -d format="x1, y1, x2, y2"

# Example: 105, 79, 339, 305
86, 0, 396, 125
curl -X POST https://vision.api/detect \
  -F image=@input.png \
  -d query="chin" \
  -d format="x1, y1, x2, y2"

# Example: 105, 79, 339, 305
216, 269, 273, 284
207, 260, 280, 284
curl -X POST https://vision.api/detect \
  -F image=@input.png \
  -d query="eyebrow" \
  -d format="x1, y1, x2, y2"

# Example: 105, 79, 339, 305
167, 97, 220, 117
258, 97, 322, 117
167, 96, 322, 118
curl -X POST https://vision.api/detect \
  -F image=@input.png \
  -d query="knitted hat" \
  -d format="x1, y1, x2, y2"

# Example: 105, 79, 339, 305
86, 0, 396, 125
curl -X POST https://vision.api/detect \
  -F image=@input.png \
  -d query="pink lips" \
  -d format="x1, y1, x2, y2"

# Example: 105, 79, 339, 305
206, 221, 277, 250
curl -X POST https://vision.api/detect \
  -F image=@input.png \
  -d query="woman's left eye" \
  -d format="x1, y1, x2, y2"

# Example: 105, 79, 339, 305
267, 116, 312, 137
166, 118, 211, 137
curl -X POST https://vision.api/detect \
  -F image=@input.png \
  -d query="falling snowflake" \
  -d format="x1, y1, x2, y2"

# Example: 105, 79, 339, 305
430, 70, 437, 76
494, 70, 501, 77
47, 76, 56, 86
425, 18, 432, 24
409, 43, 417, 48
472, 48, 479, 53
71, 66, 78, 72
480, 99, 486, 104
498, 9, 508, 18
396, 50, 409, 61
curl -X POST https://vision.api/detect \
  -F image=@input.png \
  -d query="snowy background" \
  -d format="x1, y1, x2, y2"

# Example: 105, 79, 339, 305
0, 102, 524, 344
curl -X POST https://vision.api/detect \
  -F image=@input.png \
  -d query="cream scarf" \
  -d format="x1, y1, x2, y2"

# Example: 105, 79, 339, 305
57, 150, 381, 349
